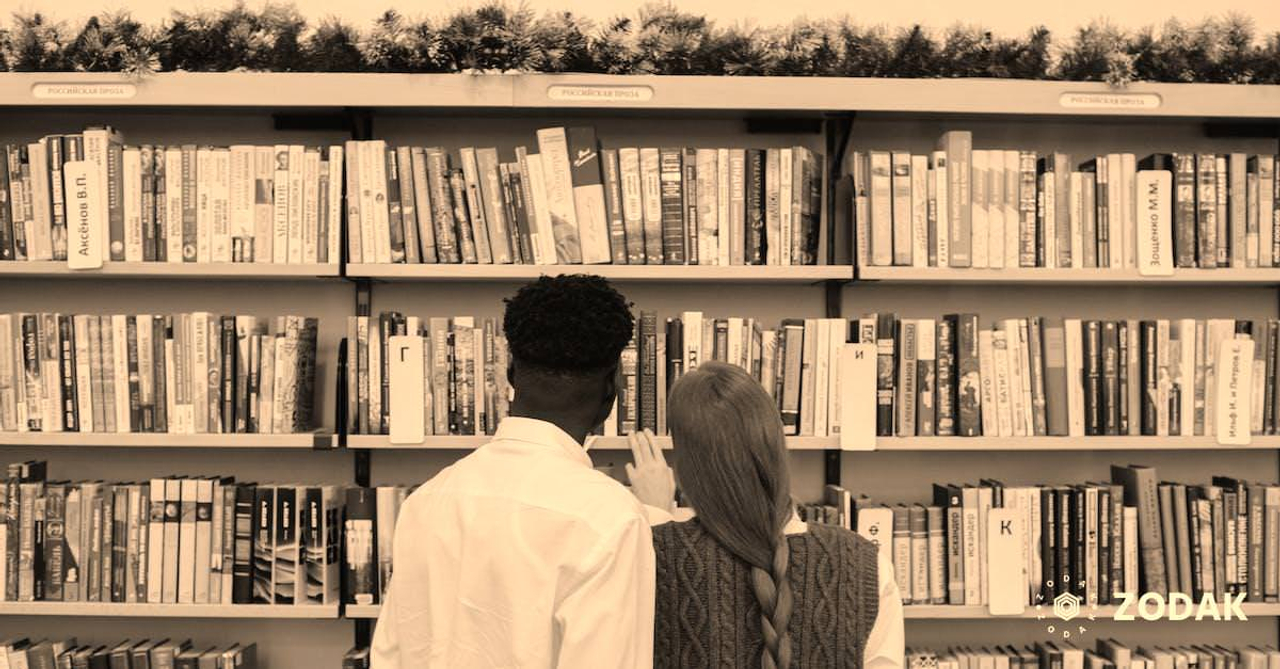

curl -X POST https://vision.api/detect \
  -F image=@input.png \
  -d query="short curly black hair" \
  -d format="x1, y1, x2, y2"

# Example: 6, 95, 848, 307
503, 274, 635, 375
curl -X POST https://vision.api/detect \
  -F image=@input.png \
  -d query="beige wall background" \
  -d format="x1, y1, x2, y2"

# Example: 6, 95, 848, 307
2, 0, 1279, 35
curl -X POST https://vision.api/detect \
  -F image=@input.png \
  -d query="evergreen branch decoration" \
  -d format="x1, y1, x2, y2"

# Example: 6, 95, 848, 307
1, 2, 1279, 84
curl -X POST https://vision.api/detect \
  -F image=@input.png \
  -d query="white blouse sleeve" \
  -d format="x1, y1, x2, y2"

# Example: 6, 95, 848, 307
863, 552, 905, 669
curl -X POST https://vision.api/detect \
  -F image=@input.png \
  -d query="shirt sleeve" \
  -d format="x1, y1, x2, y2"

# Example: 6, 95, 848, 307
863, 552, 905, 669
553, 513, 656, 669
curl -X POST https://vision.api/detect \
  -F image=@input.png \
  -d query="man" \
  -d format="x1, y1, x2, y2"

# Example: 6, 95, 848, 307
372, 274, 651, 669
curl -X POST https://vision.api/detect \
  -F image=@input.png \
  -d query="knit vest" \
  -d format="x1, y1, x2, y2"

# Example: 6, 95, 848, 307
652, 519, 879, 669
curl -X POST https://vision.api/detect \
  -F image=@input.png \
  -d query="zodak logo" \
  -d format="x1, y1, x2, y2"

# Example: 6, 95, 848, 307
1035, 577, 1246, 640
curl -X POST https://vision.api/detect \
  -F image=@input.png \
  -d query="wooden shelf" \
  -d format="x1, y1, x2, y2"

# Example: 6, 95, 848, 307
347, 263, 851, 283
875, 436, 1280, 451
857, 267, 1280, 286
346, 434, 838, 451
903, 603, 1280, 619
0, 262, 339, 279
0, 602, 341, 618
5, 73, 1278, 120
0, 432, 335, 449
345, 604, 381, 619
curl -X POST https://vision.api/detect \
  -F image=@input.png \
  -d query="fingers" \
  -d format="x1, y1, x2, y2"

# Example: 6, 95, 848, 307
624, 462, 636, 483
643, 428, 666, 465
628, 431, 646, 466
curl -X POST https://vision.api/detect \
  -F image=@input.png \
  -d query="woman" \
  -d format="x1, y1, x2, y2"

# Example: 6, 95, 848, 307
627, 361, 904, 669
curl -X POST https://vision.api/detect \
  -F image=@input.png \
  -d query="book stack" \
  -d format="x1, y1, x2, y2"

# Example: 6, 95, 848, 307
0, 312, 320, 435
0, 460, 343, 606
617, 311, 847, 438
0, 637, 257, 669
861, 313, 1276, 439
910, 640, 1280, 669
342, 485, 411, 606
345, 314, 510, 436
833, 463, 1280, 610
0, 132, 342, 266
853, 131, 1280, 271
344, 131, 827, 266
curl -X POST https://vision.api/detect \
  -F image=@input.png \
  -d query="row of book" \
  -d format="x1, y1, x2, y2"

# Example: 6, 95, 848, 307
838, 464, 1273, 610
853, 130, 1280, 271
0, 132, 343, 266
0, 461, 343, 605
0, 637, 257, 669
344, 132, 826, 266
345, 314, 510, 437
0, 313, 320, 435
864, 314, 1279, 439
353, 311, 847, 439
909, 640, 1280, 669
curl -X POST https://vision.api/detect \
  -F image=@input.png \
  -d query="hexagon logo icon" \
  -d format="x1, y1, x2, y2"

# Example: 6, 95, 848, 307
1053, 592, 1082, 622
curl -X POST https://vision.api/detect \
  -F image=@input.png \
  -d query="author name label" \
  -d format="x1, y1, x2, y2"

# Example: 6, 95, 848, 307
547, 84, 654, 103
32, 82, 138, 100
1059, 92, 1162, 110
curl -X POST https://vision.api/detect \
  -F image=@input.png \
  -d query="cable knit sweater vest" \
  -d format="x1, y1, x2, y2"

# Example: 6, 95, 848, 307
652, 518, 880, 669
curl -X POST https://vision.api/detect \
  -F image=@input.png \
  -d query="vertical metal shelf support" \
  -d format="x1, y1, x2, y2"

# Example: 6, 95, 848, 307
823, 113, 855, 487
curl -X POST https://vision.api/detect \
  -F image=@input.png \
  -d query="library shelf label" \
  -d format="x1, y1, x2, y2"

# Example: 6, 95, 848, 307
31, 82, 138, 100
839, 342, 877, 452
546, 84, 654, 103
1057, 91, 1162, 110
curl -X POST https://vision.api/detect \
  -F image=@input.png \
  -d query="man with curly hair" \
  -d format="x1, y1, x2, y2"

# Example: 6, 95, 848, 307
372, 274, 656, 669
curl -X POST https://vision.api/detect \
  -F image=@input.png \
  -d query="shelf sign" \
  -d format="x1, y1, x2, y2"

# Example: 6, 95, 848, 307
388, 335, 426, 444
839, 343, 877, 451
31, 82, 138, 100
547, 84, 654, 103
1058, 92, 1161, 110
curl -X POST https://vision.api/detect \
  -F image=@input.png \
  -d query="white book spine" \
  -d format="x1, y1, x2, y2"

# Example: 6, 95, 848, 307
970, 150, 989, 268
696, 149, 719, 265
962, 487, 980, 604
1122, 153, 1137, 268
779, 148, 793, 267
191, 312, 209, 434
978, 330, 998, 437
829, 317, 848, 436
1108, 153, 1125, 268
992, 329, 1013, 437
195, 147, 213, 263
524, 153, 558, 265
146, 479, 165, 602
814, 318, 830, 436
1002, 320, 1026, 437
164, 336, 176, 434
934, 155, 949, 268
0, 316, 15, 431
987, 150, 1005, 269
1065, 319, 1085, 436
228, 146, 255, 262
210, 148, 231, 263
82, 129, 112, 258
209, 480, 223, 603
177, 478, 198, 603
165, 147, 184, 263
302, 148, 320, 264
717, 148, 731, 266
122, 147, 143, 262
110, 314, 129, 432
271, 145, 291, 263
287, 145, 306, 264
354, 142, 376, 264
911, 154, 929, 268
1042, 172, 1057, 269
72, 316, 93, 433
258, 331, 276, 434
327, 146, 343, 265
458, 147, 492, 264
535, 128, 581, 264
26, 142, 53, 261
1003, 150, 1020, 269
1123, 506, 1139, 595
1260, 156, 1275, 267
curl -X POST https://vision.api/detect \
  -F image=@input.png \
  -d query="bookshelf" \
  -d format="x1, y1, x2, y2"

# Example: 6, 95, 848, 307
858, 267, 1280, 286
4, 71, 1280, 660
0, 262, 340, 279
0, 432, 335, 449
347, 264, 852, 283
0, 602, 341, 619
345, 434, 839, 451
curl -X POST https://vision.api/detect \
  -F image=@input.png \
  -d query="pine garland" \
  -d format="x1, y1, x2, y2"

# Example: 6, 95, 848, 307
0, 3, 1277, 84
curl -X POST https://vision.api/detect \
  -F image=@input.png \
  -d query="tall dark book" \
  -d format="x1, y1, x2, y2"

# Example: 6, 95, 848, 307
126, 316, 142, 432
344, 487, 377, 605
0, 146, 12, 260
744, 149, 765, 265
600, 149, 627, 265
1102, 320, 1120, 435
1042, 317, 1070, 436
875, 314, 897, 436
105, 134, 124, 261
1040, 486, 1056, 603
658, 148, 685, 264
955, 314, 981, 436
780, 319, 805, 434
1083, 320, 1103, 436
385, 149, 406, 263
219, 316, 236, 434
1027, 316, 1047, 436
423, 148, 460, 264
682, 147, 698, 265
1070, 486, 1085, 598
231, 483, 255, 603
58, 315, 78, 432
665, 318, 683, 393
1055, 486, 1071, 597
1111, 464, 1169, 595
638, 311, 659, 433
936, 315, 956, 437
1140, 321, 1158, 435
931, 483, 964, 604
1097, 486, 1111, 603
252, 485, 274, 604
153, 316, 168, 433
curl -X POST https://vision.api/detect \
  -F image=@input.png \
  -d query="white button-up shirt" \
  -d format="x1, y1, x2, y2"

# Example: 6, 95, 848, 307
372, 417, 656, 669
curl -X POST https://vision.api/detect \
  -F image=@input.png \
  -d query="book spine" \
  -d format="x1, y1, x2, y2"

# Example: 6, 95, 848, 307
659, 148, 686, 264
640, 147, 663, 264
956, 314, 981, 436
745, 149, 765, 265
564, 128, 608, 265
535, 128, 582, 264
600, 148, 628, 264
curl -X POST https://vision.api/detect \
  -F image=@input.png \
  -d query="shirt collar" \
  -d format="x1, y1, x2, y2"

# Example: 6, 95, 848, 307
492, 416, 592, 468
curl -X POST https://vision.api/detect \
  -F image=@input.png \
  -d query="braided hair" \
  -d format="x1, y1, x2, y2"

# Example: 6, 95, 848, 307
667, 361, 794, 669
